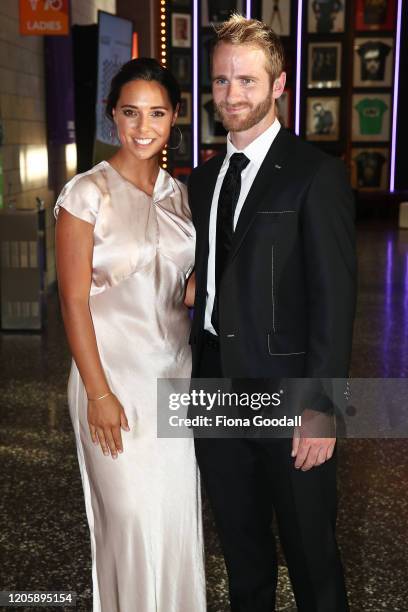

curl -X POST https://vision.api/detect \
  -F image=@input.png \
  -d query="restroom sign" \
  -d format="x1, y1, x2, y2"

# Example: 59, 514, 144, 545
19, 0, 69, 36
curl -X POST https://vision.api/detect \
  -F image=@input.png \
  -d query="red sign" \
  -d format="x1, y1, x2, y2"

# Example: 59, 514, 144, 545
19, 0, 69, 36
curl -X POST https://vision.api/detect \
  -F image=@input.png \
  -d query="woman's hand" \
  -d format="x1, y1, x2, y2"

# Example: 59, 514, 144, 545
88, 394, 130, 459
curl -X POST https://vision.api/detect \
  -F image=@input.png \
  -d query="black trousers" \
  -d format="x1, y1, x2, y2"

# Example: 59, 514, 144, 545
194, 334, 349, 612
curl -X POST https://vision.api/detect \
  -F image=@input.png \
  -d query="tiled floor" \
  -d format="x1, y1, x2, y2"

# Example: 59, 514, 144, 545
0, 223, 407, 611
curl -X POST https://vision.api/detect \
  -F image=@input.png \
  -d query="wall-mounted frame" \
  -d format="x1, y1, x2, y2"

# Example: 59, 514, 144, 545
171, 53, 192, 87
351, 93, 391, 142
307, 0, 345, 34
308, 42, 342, 88
171, 13, 191, 47
353, 37, 394, 87
201, 93, 228, 144
201, 0, 244, 26
351, 147, 389, 190
355, 0, 395, 31
201, 30, 216, 88
262, 0, 291, 37
177, 92, 192, 125
306, 96, 340, 141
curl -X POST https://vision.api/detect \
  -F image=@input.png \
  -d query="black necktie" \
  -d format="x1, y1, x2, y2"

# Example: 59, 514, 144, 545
211, 152, 250, 333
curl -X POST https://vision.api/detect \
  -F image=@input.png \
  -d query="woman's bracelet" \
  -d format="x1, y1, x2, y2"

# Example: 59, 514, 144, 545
88, 392, 113, 402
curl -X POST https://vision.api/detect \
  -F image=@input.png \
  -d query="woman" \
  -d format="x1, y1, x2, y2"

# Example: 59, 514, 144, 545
55, 58, 205, 612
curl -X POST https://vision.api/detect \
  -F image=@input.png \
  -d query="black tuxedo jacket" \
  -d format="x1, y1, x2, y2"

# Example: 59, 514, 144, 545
188, 128, 357, 385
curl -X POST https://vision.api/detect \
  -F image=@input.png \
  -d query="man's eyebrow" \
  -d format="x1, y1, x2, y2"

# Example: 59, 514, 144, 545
212, 74, 258, 80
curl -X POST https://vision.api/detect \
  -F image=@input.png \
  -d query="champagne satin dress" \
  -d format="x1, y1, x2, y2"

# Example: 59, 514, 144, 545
54, 161, 206, 612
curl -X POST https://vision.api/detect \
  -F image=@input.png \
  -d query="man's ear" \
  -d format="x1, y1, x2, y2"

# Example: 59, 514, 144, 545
272, 72, 287, 100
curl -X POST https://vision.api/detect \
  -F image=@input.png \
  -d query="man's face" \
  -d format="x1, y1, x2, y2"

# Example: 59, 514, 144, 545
212, 42, 279, 133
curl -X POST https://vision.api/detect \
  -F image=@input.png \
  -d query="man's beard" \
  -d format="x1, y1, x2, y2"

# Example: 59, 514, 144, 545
214, 91, 273, 133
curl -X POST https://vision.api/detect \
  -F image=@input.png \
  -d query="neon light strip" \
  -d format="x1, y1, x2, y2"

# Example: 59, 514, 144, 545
246, 0, 251, 18
295, 0, 303, 135
193, 0, 199, 167
390, 0, 402, 193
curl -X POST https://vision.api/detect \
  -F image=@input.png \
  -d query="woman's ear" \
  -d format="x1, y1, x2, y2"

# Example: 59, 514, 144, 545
172, 102, 180, 127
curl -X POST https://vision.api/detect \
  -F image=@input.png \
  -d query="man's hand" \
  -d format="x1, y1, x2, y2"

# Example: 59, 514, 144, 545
291, 408, 336, 471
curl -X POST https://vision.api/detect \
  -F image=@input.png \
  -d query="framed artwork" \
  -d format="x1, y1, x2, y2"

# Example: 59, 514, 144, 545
353, 37, 394, 87
306, 96, 340, 141
352, 93, 391, 142
177, 92, 192, 125
308, 42, 342, 89
262, 0, 291, 37
351, 147, 389, 190
173, 128, 192, 162
201, 93, 228, 144
355, 0, 395, 31
173, 167, 192, 185
201, 30, 216, 88
171, 53, 191, 87
171, 13, 191, 48
202, 0, 243, 26
276, 90, 292, 128
308, 0, 345, 33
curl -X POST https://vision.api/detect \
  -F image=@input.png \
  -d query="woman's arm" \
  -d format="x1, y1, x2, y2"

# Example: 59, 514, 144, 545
56, 209, 129, 459
184, 271, 196, 308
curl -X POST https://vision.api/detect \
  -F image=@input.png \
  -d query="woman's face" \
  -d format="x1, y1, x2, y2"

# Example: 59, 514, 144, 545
112, 79, 178, 161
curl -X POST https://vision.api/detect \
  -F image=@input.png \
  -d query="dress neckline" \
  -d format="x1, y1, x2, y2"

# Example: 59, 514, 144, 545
102, 160, 174, 202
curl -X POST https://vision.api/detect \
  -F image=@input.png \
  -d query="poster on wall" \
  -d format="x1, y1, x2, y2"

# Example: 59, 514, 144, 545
171, 13, 191, 48
353, 38, 394, 87
262, 0, 291, 37
202, 0, 244, 26
355, 0, 395, 31
19, 0, 69, 36
306, 96, 340, 141
308, 0, 345, 33
351, 147, 389, 190
171, 53, 191, 87
94, 11, 133, 163
177, 93, 192, 125
308, 42, 342, 88
351, 93, 391, 142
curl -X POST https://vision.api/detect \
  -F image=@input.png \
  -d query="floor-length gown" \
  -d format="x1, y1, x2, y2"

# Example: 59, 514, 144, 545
54, 161, 206, 612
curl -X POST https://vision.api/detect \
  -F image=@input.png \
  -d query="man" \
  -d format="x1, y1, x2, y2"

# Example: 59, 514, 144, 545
188, 15, 356, 612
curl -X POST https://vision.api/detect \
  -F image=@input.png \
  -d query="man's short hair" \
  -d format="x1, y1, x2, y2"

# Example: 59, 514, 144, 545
213, 14, 285, 83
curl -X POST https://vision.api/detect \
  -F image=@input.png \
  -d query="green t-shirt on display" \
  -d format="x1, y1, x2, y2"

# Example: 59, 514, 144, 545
355, 98, 388, 135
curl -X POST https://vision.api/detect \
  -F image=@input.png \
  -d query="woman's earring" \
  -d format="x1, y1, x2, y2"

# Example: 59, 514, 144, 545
166, 126, 183, 150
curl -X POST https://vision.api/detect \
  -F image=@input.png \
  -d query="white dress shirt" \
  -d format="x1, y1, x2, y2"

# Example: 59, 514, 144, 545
204, 118, 281, 335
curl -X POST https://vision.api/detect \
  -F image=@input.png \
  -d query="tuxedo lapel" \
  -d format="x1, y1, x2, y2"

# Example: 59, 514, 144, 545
228, 128, 294, 264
